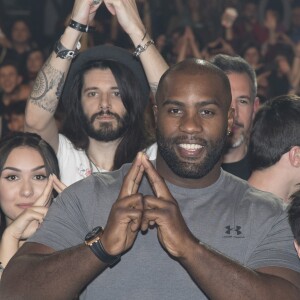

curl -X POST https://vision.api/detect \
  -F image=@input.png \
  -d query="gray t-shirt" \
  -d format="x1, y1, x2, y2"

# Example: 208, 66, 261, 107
30, 163, 300, 300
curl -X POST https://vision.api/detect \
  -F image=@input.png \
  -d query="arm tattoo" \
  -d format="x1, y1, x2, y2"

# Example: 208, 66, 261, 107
29, 58, 65, 113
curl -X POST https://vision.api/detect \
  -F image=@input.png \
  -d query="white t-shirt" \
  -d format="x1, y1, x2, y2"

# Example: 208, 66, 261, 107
57, 134, 157, 186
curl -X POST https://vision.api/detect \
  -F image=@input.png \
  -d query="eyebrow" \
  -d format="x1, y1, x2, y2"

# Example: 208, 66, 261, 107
2, 165, 46, 172
83, 86, 119, 93
162, 98, 221, 107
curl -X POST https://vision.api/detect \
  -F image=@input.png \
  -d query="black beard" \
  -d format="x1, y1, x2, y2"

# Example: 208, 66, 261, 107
81, 110, 129, 142
156, 129, 227, 179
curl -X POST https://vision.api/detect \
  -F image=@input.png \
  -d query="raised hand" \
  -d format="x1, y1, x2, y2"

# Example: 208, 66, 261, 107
100, 152, 146, 256
71, 0, 103, 25
103, 0, 145, 37
141, 155, 199, 258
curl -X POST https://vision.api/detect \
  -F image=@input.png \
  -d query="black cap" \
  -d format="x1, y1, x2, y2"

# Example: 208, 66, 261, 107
61, 45, 150, 107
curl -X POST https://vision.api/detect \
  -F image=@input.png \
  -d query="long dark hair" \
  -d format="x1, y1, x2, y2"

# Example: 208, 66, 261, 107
62, 60, 148, 170
0, 132, 60, 236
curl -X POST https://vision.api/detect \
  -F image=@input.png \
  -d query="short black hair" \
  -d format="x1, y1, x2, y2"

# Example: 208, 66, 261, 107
288, 188, 300, 244
249, 95, 300, 171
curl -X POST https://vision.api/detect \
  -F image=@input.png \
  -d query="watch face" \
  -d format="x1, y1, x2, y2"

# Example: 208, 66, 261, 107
85, 226, 103, 241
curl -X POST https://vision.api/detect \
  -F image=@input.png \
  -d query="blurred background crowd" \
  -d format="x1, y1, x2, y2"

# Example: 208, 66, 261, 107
1, 0, 300, 138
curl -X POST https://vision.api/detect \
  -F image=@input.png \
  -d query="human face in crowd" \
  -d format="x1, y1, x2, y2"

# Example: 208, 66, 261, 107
26, 50, 44, 74
8, 113, 25, 132
155, 70, 233, 184
81, 68, 128, 142
0, 147, 48, 225
0, 65, 22, 94
11, 20, 31, 44
227, 72, 258, 150
243, 47, 260, 67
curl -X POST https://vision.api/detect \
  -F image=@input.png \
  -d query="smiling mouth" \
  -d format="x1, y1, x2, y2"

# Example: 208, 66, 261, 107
178, 143, 203, 150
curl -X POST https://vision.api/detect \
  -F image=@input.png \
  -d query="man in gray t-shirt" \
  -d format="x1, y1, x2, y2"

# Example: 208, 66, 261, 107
1, 54, 300, 299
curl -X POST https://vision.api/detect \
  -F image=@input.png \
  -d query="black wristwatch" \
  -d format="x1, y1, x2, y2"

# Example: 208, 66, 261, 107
85, 226, 121, 267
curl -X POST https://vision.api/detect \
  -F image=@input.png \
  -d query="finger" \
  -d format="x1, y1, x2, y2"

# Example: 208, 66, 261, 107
52, 175, 67, 193
141, 155, 173, 201
33, 175, 54, 207
15, 207, 48, 227
114, 193, 144, 210
103, 0, 116, 15
118, 152, 145, 199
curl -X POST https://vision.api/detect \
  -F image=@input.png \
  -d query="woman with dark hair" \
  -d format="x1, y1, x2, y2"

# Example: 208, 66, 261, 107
0, 132, 65, 278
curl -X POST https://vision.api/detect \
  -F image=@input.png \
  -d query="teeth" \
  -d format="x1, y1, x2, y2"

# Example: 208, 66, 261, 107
179, 144, 202, 150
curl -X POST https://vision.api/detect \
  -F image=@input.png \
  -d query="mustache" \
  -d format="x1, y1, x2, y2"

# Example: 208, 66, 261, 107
233, 121, 244, 128
90, 110, 120, 123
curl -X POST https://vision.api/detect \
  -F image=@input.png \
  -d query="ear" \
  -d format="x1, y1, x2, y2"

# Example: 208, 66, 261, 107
252, 96, 260, 120
227, 107, 234, 134
294, 240, 300, 258
289, 146, 300, 167
152, 104, 158, 126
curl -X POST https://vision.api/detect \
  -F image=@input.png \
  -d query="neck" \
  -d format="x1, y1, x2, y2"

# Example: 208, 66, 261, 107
87, 137, 122, 171
248, 167, 296, 203
156, 153, 222, 189
223, 144, 247, 163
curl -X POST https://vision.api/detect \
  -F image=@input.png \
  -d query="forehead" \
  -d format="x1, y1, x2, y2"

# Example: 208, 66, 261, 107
227, 72, 252, 98
159, 71, 230, 107
4, 147, 43, 165
0, 65, 18, 75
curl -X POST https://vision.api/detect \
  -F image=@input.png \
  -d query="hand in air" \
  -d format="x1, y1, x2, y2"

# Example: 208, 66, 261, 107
140, 155, 199, 258
101, 152, 145, 256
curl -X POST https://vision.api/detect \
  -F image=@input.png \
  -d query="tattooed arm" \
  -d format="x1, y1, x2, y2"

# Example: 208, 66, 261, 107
104, 0, 168, 99
24, 0, 101, 152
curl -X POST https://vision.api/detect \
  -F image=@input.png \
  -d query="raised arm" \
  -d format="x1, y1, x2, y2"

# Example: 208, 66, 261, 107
104, 0, 169, 96
24, 0, 101, 152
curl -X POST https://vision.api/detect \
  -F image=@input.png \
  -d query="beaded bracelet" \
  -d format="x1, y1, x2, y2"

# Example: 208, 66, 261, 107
69, 19, 96, 33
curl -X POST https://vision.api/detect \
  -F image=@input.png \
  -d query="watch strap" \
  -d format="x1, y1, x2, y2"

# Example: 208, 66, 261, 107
89, 239, 121, 267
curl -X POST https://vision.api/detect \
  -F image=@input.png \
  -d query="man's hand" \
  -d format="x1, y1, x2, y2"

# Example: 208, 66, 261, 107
101, 152, 146, 256
71, 0, 103, 25
141, 155, 199, 258
103, 0, 145, 38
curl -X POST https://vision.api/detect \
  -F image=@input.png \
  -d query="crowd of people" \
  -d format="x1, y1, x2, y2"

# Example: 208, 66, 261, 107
0, 0, 300, 299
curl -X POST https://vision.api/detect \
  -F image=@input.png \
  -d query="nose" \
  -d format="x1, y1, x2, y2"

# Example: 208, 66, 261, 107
20, 179, 34, 198
98, 93, 111, 110
179, 112, 202, 134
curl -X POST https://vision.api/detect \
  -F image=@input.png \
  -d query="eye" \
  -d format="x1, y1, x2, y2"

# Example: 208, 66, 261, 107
200, 110, 215, 118
4, 175, 19, 181
168, 108, 183, 115
238, 98, 250, 105
112, 91, 121, 97
87, 91, 98, 97
33, 174, 47, 181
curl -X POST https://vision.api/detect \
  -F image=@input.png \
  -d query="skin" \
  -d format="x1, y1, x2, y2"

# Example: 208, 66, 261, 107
0, 147, 48, 224
1, 64, 300, 299
26, 51, 44, 74
224, 72, 259, 162
0, 65, 22, 95
154, 71, 233, 188
81, 68, 127, 136
0, 147, 65, 268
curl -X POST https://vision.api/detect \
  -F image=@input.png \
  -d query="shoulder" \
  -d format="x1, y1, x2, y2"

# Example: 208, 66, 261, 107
222, 171, 285, 216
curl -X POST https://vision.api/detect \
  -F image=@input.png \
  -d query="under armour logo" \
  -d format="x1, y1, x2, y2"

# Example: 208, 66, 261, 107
224, 225, 244, 238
